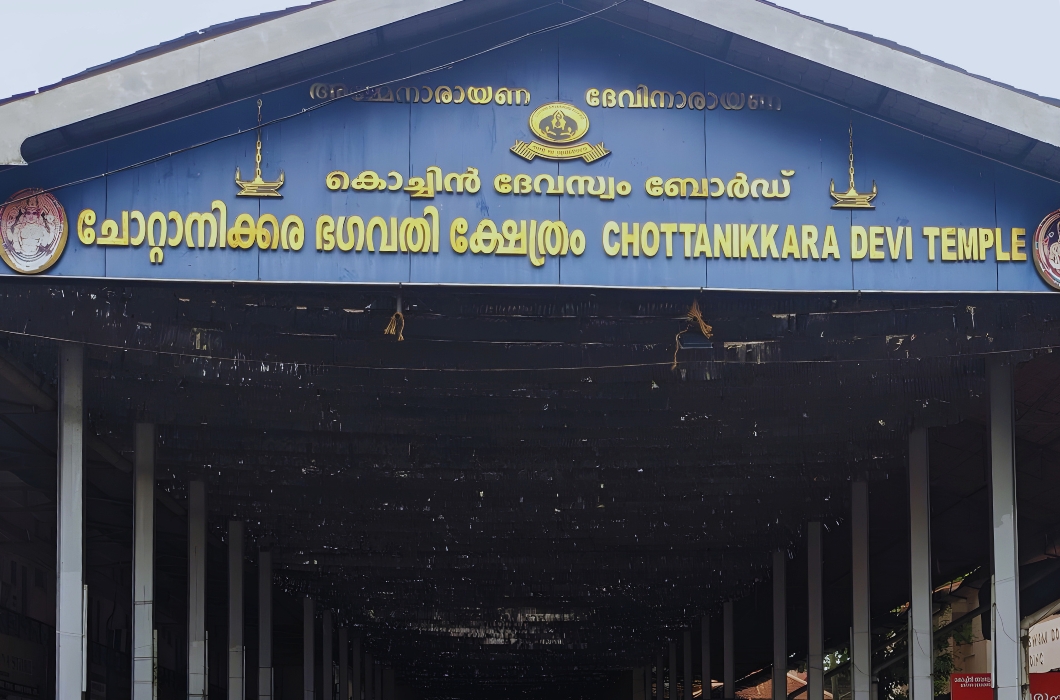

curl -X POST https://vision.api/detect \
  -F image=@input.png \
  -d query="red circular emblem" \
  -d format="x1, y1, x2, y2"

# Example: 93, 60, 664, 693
0, 189, 67, 274
1034, 209, 1060, 290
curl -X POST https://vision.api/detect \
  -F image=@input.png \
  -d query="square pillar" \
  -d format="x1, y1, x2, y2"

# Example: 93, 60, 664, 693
339, 627, 348, 700
723, 602, 734, 699
56, 344, 85, 699
701, 616, 711, 700
773, 550, 787, 700
908, 429, 932, 700
988, 359, 1021, 700
669, 640, 677, 700
259, 549, 273, 700
656, 651, 664, 700
305, 597, 316, 700
365, 652, 373, 700
684, 629, 692, 700
851, 481, 871, 700
807, 523, 823, 700
323, 609, 333, 700
229, 521, 245, 700
188, 480, 207, 700
133, 423, 155, 700
352, 637, 362, 700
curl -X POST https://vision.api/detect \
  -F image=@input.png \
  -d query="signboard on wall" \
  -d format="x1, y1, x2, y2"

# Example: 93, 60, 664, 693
951, 674, 992, 700
0, 631, 45, 697
1030, 615, 1060, 674
0, 20, 1057, 292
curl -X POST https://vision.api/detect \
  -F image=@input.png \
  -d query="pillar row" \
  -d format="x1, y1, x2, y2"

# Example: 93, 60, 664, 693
133, 423, 155, 700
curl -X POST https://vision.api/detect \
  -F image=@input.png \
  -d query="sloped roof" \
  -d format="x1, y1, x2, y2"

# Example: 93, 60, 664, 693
2, 0, 1059, 179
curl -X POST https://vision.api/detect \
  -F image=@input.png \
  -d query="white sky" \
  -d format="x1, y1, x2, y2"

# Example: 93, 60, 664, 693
0, 0, 1056, 102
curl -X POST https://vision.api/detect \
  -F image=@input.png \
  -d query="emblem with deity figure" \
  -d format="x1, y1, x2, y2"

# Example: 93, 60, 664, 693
511, 102, 610, 163
1033, 209, 1060, 290
0, 188, 68, 274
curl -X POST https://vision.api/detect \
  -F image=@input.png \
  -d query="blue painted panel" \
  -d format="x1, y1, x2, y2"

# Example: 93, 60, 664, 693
409, 33, 562, 285
704, 62, 852, 291
556, 22, 706, 288
850, 114, 998, 291
257, 90, 413, 284
995, 163, 1060, 292
0, 144, 108, 278
4, 17, 1056, 294
104, 117, 261, 281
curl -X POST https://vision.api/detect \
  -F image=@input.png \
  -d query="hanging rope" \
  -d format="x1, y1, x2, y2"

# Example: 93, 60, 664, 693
384, 293, 405, 341
672, 299, 713, 369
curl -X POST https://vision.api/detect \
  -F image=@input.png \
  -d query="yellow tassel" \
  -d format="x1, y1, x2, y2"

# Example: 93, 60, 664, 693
686, 299, 713, 338
672, 299, 712, 370
384, 311, 404, 341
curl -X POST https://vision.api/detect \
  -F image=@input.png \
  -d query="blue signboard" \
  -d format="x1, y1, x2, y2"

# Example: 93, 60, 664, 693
1, 21, 1058, 292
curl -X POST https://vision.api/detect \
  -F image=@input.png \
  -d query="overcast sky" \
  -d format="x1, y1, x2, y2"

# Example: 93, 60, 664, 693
0, 0, 1056, 102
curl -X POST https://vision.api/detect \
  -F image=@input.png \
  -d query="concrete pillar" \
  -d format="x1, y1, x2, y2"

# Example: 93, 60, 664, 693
188, 480, 207, 700
259, 549, 273, 700
56, 344, 85, 699
684, 629, 692, 700
656, 651, 664, 700
364, 653, 373, 700
352, 637, 362, 700
229, 521, 245, 700
383, 667, 394, 700
723, 602, 734, 699
988, 359, 1020, 700
323, 609, 333, 700
339, 628, 349, 700
133, 423, 155, 700
669, 640, 677, 700
807, 523, 823, 700
305, 597, 315, 700
701, 616, 711, 699
773, 549, 787, 700
851, 481, 871, 700
908, 429, 932, 700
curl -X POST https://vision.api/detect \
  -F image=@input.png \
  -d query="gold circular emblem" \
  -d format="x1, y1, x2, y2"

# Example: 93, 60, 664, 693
529, 102, 590, 144
0, 189, 67, 274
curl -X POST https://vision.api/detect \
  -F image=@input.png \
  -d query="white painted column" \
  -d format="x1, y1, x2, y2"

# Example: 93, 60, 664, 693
701, 616, 711, 699
851, 481, 871, 700
259, 549, 273, 700
304, 597, 316, 700
352, 638, 362, 700
56, 344, 85, 700
773, 550, 787, 700
323, 609, 333, 700
669, 640, 677, 700
684, 629, 692, 700
908, 429, 933, 700
229, 521, 245, 700
807, 522, 823, 700
339, 627, 349, 700
988, 359, 1021, 700
133, 423, 156, 700
723, 602, 734, 699
188, 480, 208, 700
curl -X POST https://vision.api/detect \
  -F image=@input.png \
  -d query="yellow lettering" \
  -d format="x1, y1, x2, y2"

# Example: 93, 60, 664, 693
1012, 228, 1027, 261
641, 222, 660, 257
740, 224, 760, 258
760, 224, 779, 258
957, 228, 977, 261
693, 224, 711, 258
603, 221, 620, 256
941, 227, 957, 261
922, 227, 940, 261
661, 223, 678, 258
679, 223, 695, 258
869, 226, 884, 260
714, 224, 732, 258
821, 226, 840, 260
801, 225, 819, 260
851, 226, 867, 260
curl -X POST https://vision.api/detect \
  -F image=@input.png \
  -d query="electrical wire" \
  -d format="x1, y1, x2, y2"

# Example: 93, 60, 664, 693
2, 0, 629, 207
